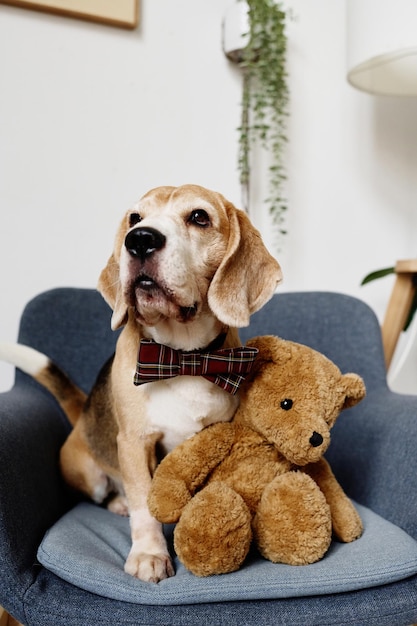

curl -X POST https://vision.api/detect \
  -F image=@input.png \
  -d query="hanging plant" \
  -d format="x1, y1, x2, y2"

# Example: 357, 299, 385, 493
236, 0, 289, 238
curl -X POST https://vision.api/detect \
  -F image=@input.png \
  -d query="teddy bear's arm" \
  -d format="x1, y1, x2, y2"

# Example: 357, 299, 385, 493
148, 423, 236, 524
303, 458, 363, 542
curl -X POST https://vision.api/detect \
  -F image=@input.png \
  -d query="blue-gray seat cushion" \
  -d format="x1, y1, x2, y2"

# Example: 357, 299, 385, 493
37, 501, 417, 605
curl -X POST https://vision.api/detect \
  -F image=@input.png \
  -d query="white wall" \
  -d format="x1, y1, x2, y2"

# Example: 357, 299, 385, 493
1, 0, 417, 392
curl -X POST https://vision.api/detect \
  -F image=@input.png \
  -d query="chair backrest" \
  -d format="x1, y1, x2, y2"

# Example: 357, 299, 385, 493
17, 287, 120, 394
17, 288, 387, 396
240, 290, 387, 393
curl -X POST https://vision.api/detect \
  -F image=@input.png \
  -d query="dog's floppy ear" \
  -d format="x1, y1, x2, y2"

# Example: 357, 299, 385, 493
97, 254, 128, 330
208, 203, 282, 327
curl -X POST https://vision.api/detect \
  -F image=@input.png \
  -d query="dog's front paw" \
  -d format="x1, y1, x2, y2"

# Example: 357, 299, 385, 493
124, 548, 175, 583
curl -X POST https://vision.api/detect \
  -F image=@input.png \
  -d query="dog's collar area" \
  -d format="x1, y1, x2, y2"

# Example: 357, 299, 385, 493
133, 338, 258, 395
201, 331, 228, 352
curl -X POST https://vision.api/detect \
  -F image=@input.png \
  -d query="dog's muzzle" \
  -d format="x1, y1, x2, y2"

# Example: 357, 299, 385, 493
125, 227, 166, 262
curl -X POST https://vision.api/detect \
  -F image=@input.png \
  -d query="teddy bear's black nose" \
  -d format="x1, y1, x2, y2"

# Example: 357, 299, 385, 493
309, 431, 324, 447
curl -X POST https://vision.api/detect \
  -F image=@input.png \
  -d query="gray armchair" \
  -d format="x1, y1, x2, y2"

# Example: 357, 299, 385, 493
1, 288, 417, 625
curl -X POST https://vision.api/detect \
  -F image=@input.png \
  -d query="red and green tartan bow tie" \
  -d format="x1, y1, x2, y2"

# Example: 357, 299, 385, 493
134, 339, 259, 395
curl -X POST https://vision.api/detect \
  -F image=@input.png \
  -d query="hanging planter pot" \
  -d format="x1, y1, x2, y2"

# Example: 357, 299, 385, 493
222, 1, 249, 63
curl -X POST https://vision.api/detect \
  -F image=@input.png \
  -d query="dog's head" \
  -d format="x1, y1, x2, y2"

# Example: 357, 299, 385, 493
98, 184, 282, 331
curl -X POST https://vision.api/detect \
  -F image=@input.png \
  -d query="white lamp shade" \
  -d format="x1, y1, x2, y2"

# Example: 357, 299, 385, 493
347, 0, 417, 96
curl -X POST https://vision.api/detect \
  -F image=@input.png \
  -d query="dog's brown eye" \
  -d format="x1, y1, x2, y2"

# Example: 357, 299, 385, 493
188, 209, 211, 228
129, 213, 142, 227
280, 399, 293, 411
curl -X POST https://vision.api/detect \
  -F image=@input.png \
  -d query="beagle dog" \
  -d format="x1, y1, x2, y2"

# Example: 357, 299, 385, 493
2, 184, 282, 583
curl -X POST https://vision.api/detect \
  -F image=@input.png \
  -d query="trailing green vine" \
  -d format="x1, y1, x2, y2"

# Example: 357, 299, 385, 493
237, 0, 289, 238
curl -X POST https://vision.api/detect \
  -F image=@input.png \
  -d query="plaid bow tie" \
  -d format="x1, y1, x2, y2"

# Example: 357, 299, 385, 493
134, 339, 258, 395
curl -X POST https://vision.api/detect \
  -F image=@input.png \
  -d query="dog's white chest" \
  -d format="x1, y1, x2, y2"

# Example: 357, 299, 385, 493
145, 376, 239, 452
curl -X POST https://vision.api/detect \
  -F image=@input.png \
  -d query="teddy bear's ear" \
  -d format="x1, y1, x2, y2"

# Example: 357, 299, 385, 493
341, 373, 366, 409
243, 336, 293, 382
246, 336, 291, 364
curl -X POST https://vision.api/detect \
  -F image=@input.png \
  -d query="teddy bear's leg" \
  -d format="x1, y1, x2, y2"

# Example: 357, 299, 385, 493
304, 458, 363, 542
173, 481, 252, 577
253, 471, 332, 566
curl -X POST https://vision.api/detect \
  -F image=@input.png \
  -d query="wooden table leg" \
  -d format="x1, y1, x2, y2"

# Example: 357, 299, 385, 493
381, 259, 417, 369
0, 609, 23, 626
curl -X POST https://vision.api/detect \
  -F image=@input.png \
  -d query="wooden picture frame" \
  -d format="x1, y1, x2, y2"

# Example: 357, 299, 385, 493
0, 0, 139, 29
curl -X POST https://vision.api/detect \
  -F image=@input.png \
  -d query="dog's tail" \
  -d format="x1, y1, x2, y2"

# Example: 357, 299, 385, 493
0, 343, 86, 427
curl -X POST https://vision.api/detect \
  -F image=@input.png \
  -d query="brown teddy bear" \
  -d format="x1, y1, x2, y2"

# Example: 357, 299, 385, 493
148, 335, 366, 577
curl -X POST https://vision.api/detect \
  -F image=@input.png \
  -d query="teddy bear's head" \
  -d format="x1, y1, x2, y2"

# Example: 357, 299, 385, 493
235, 336, 366, 466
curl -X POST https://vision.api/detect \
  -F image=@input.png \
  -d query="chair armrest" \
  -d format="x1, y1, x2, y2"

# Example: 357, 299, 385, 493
327, 387, 417, 541
0, 379, 72, 604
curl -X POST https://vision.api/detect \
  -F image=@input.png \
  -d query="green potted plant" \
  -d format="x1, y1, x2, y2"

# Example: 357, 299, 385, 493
362, 266, 417, 330
223, 0, 289, 239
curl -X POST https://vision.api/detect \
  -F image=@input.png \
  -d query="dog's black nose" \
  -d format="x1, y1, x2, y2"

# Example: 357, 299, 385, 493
125, 227, 166, 261
309, 431, 324, 447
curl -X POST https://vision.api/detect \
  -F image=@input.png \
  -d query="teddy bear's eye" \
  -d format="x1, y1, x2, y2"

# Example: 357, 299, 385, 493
280, 399, 293, 411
